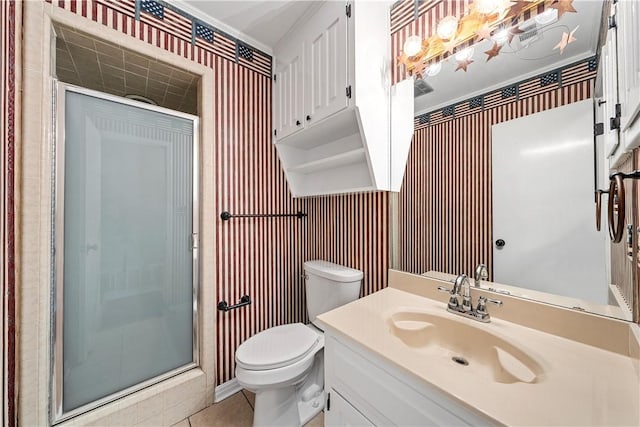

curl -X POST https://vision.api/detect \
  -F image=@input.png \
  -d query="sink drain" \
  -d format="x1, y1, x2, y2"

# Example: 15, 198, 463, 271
451, 356, 469, 366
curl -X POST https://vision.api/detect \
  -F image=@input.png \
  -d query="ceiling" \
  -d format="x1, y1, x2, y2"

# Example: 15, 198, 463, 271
414, 0, 603, 114
54, 23, 198, 115
178, 0, 320, 51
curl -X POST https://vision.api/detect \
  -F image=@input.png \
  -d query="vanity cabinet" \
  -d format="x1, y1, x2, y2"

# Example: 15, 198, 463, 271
324, 333, 492, 427
272, 2, 414, 197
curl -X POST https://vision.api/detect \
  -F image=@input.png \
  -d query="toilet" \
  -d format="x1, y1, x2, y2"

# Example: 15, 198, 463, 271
235, 260, 363, 427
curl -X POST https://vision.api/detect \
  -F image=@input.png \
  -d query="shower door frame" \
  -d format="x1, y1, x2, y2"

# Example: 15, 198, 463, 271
51, 82, 201, 424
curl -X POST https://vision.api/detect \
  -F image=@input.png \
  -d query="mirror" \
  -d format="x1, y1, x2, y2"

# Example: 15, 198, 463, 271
389, 0, 636, 321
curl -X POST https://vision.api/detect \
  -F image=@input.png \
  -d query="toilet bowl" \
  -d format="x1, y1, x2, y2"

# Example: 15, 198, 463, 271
235, 260, 363, 427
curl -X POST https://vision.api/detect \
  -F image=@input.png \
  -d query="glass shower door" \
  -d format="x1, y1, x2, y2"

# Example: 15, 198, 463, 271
53, 84, 199, 421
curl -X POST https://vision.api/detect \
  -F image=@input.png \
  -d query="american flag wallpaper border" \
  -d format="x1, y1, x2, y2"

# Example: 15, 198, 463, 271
414, 55, 598, 129
44, 0, 273, 77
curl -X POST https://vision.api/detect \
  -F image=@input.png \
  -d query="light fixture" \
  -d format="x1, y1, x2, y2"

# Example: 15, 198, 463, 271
437, 16, 459, 40
403, 35, 422, 57
475, 0, 500, 15
396, 0, 555, 76
535, 8, 558, 25
492, 29, 509, 45
454, 47, 474, 62
425, 62, 442, 77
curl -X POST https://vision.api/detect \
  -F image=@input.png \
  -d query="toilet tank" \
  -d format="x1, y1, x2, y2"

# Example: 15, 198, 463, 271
304, 260, 363, 327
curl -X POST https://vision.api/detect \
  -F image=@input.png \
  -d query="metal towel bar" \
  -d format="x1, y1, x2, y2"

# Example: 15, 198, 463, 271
220, 211, 307, 221
217, 295, 251, 312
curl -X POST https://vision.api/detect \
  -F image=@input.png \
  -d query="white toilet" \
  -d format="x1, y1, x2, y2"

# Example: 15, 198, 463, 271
235, 260, 363, 427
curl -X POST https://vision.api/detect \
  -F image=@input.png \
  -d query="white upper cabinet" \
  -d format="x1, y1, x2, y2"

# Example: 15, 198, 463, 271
274, 41, 304, 140
604, 0, 640, 168
272, 1, 414, 198
305, 1, 349, 126
599, 18, 619, 160
617, 0, 640, 153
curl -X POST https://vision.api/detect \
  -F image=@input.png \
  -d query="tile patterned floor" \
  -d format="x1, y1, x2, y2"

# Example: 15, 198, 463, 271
172, 390, 324, 427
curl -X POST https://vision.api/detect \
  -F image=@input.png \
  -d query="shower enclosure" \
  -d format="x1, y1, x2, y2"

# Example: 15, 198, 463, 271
52, 83, 199, 423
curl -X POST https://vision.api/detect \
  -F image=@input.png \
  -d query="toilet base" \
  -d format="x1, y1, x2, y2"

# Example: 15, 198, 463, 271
252, 385, 325, 427
250, 350, 324, 427
297, 389, 325, 426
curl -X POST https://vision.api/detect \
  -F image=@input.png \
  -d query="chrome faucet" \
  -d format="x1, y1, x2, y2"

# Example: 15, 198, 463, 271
474, 263, 488, 287
438, 273, 502, 323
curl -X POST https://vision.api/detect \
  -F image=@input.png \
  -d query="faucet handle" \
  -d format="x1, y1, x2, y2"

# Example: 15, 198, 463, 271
476, 296, 502, 313
437, 286, 460, 309
486, 297, 503, 306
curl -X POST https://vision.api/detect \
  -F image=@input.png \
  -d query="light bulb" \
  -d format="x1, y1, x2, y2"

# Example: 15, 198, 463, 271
403, 35, 422, 57
476, 0, 500, 14
425, 62, 442, 77
492, 29, 509, 45
535, 8, 558, 25
454, 47, 474, 62
437, 16, 459, 40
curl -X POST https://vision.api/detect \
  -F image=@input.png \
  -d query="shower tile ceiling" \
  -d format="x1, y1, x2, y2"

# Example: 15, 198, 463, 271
54, 23, 198, 115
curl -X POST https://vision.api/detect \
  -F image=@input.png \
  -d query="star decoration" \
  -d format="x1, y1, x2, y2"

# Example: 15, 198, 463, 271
549, 0, 577, 19
455, 59, 474, 72
554, 25, 578, 54
507, 26, 525, 44
443, 38, 457, 54
484, 42, 503, 61
475, 23, 492, 42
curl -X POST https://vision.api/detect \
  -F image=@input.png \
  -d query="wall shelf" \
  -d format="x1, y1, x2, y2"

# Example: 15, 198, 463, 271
288, 148, 366, 175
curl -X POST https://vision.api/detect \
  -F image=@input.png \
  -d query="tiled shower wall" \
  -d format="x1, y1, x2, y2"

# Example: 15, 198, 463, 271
2, 0, 390, 395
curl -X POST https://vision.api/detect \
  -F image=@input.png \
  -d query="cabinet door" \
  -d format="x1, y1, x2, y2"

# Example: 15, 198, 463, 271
617, 0, 640, 149
601, 19, 620, 160
304, 0, 349, 126
274, 43, 304, 140
325, 390, 374, 427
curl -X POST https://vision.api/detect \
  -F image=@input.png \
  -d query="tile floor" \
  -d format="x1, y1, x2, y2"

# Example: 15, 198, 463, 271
171, 390, 324, 427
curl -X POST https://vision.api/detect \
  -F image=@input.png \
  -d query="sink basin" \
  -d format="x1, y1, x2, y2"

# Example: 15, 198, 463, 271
387, 308, 544, 384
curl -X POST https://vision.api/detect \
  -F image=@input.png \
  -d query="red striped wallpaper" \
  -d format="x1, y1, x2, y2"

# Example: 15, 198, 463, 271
305, 193, 389, 299
40, 0, 390, 387
1, 1, 18, 425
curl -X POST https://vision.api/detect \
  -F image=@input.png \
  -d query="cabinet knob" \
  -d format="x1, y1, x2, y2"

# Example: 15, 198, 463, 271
296, 120, 301, 126
306, 115, 311, 121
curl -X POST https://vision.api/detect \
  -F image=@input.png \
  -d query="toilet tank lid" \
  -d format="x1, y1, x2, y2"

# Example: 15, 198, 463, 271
304, 260, 363, 282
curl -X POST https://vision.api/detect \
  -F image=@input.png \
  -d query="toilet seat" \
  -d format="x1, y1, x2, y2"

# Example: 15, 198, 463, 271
236, 323, 320, 371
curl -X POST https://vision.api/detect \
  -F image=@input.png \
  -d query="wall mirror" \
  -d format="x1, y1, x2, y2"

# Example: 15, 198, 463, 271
389, 0, 637, 321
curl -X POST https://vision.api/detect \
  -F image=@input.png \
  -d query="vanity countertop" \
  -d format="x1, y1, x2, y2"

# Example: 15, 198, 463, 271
317, 285, 640, 426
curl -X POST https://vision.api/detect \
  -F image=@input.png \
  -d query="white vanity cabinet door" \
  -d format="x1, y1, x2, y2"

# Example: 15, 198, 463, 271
304, 0, 349, 126
324, 334, 492, 427
617, 0, 640, 150
274, 41, 304, 140
325, 390, 374, 427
